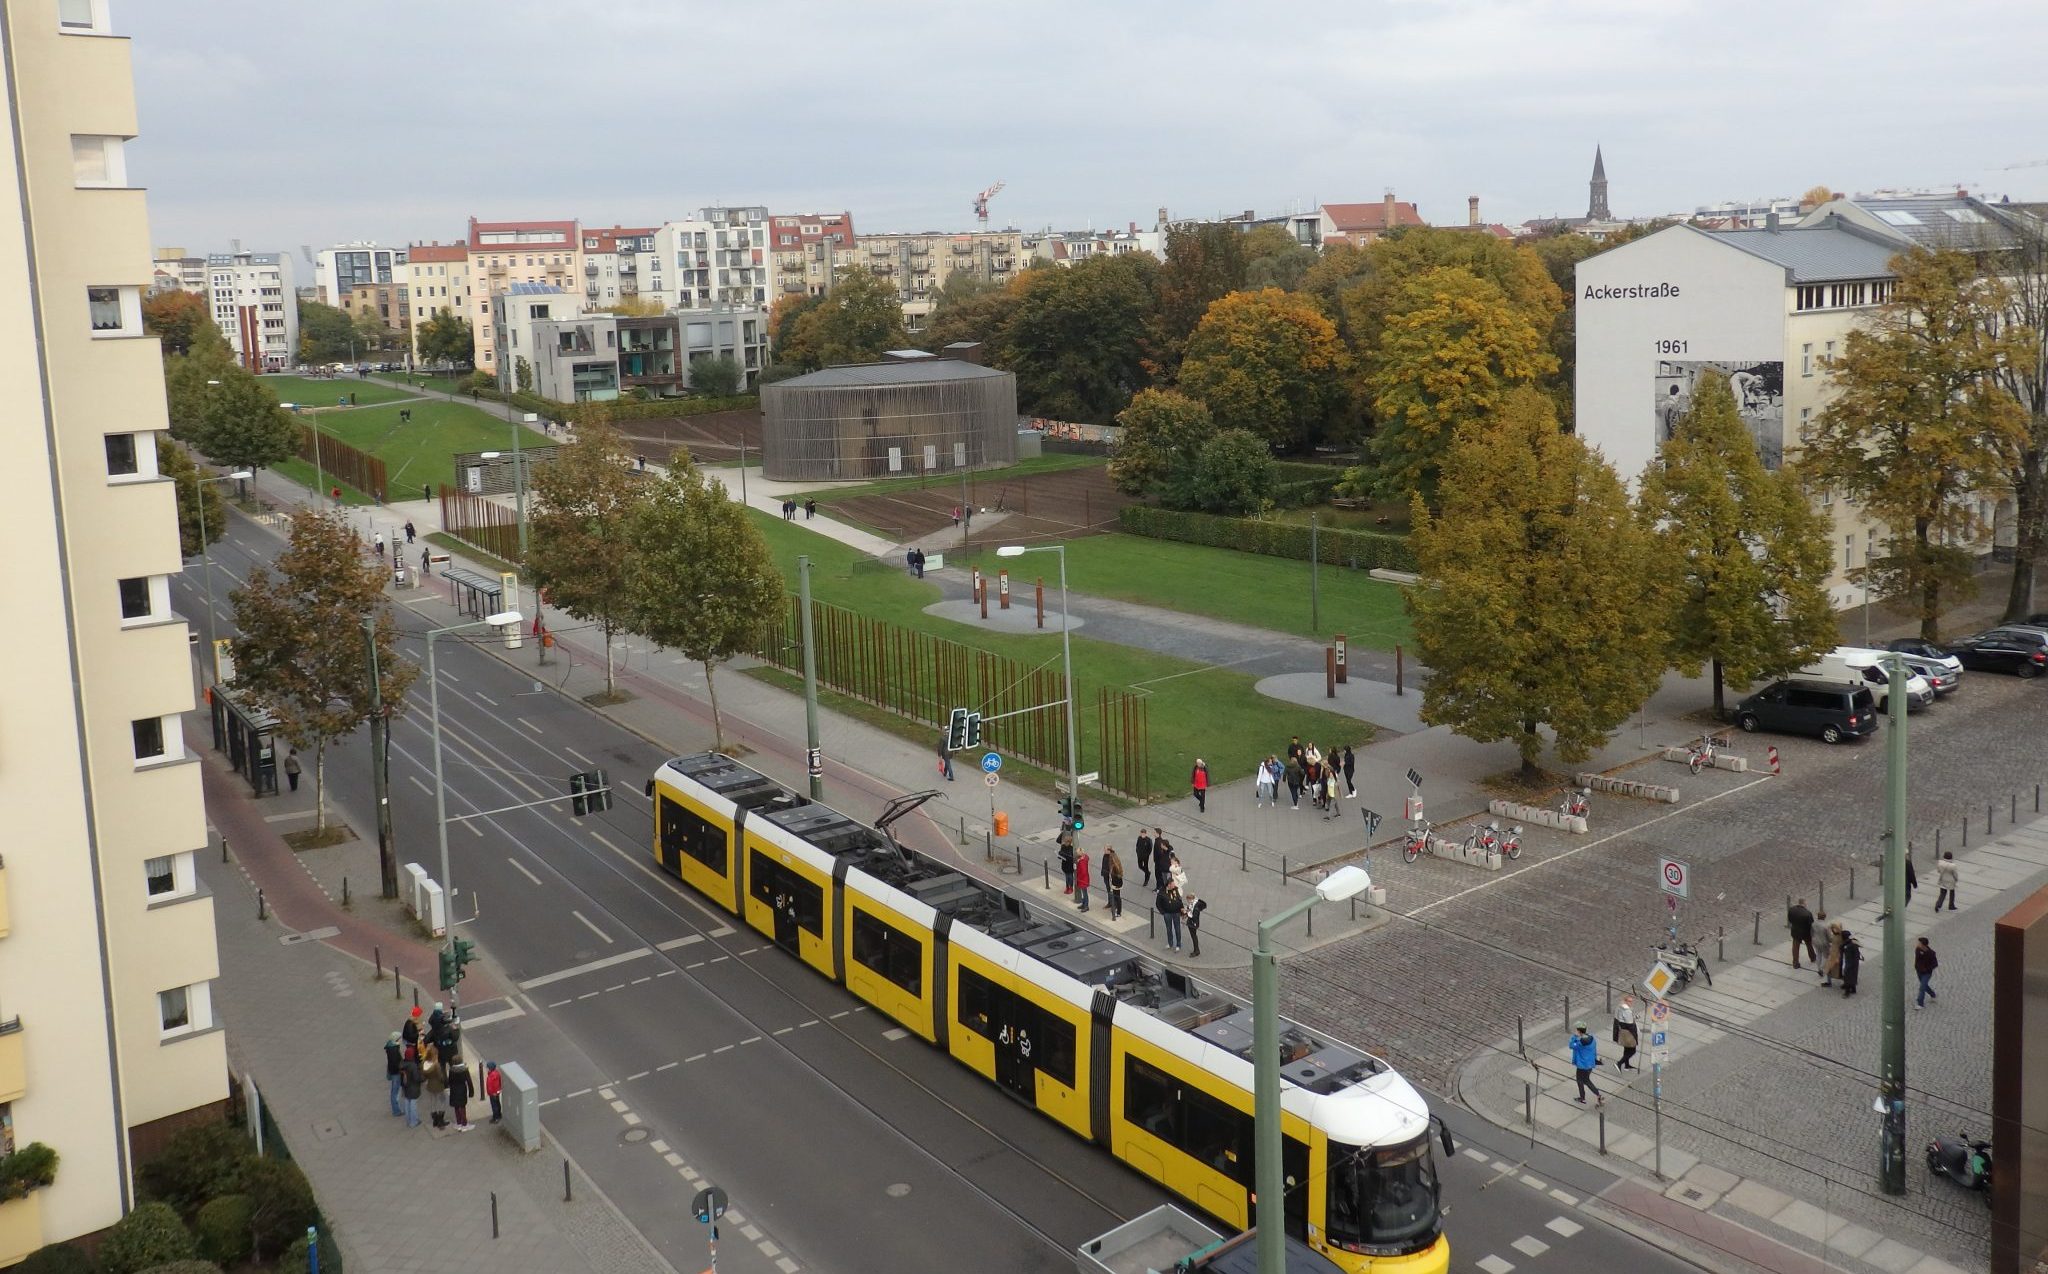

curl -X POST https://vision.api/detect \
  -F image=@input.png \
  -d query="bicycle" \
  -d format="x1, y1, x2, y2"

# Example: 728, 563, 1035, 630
1559, 787, 1590, 820
1685, 733, 1720, 775
1401, 820, 1437, 864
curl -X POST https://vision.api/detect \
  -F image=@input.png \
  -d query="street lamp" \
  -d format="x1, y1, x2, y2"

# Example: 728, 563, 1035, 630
481, 410, 536, 562
425, 610, 522, 997
995, 544, 1079, 816
189, 467, 253, 683
1253, 864, 1374, 1274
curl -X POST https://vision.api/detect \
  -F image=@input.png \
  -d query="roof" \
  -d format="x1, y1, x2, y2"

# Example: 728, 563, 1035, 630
767, 360, 1011, 389
466, 216, 578, 249
503, 280, 569, 296
1320, 201, 1425, 232
407, 243, 467, 263
1805, 195, 2024, 252
1708, 221, 1901, 283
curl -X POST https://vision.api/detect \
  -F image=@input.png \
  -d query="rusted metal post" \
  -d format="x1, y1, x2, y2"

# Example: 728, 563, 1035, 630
1035, 579, 1044, 629
1396, 644, 1405, 696
1325, 647, 1336, 699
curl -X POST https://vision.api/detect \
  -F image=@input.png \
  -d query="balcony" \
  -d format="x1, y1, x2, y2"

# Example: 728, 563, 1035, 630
584, 263, 599, 277
619, 261, 636, 275
0, 1020, 20, 1103
0, 1192, 42, 1270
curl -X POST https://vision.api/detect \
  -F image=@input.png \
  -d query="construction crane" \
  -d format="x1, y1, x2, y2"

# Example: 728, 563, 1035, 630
973, 180, 1005, 226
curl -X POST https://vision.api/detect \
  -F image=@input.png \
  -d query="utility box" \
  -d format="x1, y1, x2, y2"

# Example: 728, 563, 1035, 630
420, 880, 446, 937
404, 863, 429, 918
497, 1061, 540, 1152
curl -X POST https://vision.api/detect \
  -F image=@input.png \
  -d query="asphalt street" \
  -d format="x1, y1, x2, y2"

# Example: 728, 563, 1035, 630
179, 510, 1708, 1274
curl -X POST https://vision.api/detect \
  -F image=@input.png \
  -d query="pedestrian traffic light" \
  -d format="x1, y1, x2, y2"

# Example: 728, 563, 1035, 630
1060, 794, 1084, 832
964, 711, 983, 750
946, 708, 970, 752
437, 947, 459, 991
452, 936, 476, 983
570, 769, 611, 816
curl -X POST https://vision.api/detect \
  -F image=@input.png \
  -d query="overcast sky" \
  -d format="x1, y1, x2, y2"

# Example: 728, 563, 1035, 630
125, 0, 2048, 257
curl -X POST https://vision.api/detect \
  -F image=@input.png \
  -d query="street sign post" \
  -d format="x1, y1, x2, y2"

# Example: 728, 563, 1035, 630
692, 1184, 728, 1272
1361, 807, 1382, 840
981, 752, 1002, 773
1643, 961, 1679, 999
1658, 858, 1690, 899
985, 773, 1000, 788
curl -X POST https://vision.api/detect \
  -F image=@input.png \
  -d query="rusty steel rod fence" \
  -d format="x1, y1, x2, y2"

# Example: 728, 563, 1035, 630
438, 490, 523, 562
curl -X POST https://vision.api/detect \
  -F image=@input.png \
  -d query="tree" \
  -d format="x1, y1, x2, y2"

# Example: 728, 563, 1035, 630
1638, 373, 1837, 715
229, 510, 417, 836
526, 420, 648, 698
1806, 249, 2030, 638
768, 291, 823, 361
919, 283, 1018, 354
788, 268, 907, 368
1984, 210, 2048, 621
296, 300, 354, 364
1000, 253, 1158, 423
1801, 184, 1837, 208
1108, 388, 1215, 494
689, 354, 743, 397
1409, 388, 1664, 776
625, 464, 785, 751
598, 294, 663, 317
932, 268, 997, 313
1340, 228, 1563, 372
142, 290, 211, 357
163, 339, 300, 479
513, 355, 533, 392
1166, 428, 1276, 516
1363, 266, 1557, 504
414, 307, 474, 367
1298, 244, 1373, 332
1178, 288, 1350, 452
1153, 223, 1247, 372
351, 306, 387, 352
159, 439, 226, 558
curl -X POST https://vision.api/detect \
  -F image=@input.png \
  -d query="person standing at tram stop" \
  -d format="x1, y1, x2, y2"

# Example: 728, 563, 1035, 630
1101, 847, 1124, 920
1568, 1023, 1605, 1106
1184, 892, 1205, 957
284, 750, 302, 793
1157, 883, 1185, 953
1135, 828, 1154, 889
1074, 851, 1091, 912
936, 732, 954, 782
1190, 758, 1210, 813
1057, 832, 1076, 895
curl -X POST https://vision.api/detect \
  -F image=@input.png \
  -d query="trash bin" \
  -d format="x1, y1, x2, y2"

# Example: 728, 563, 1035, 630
993, 811, 1009, 838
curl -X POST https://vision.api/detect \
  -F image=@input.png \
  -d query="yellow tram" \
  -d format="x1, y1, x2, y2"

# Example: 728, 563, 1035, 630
648, 753, 1450, 1273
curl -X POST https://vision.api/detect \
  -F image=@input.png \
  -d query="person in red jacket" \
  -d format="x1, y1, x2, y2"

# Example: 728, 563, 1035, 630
484, 1061, 504, 1123
1074, 851, 1091, 913
1190, 758, 1210, 813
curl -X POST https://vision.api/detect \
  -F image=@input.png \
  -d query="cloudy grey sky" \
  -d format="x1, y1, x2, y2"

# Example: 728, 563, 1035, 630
125, 0, 2048, 255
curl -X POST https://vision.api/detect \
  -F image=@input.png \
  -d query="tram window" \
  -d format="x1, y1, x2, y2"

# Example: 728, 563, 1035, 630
1125, 1056, 1177, 1141
1184, 1090, 1251, 1183
956, 968, 994, 1038
1036, 1013, 1076, 1087
748, 850, 824, 934
659, 797, 726, 871
851, 910, 923, 994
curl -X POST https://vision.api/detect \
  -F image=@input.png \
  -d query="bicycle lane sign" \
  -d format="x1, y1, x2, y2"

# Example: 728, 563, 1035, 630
1659, 858, 1690, 899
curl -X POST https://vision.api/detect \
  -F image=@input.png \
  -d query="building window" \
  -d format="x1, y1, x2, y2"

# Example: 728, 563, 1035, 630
118, 575, 153, 619
58, 0, 102, 30
133, 716, 165, 760
158, 983, 211, 1037
145, 854, 176, 896
89, 285, 130, 332
1801, 343, 1813, 377
72, 134, 127, 187
105, 431, 139, 476
1798, 407, 1812, 443
1844, 535, 1854, 568
1825, 339, 1835, 365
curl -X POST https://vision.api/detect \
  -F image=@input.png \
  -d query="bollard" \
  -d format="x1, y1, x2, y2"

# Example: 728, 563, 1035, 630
343, 876, 351, 908
221, 835, 229, 864
1564, 996, 1571, 1037
1988, 804, 1995, 834
1149, 909, 1156, 940
959, 816, 966, 845
1282, 856, 1288, 882
1599, 1109, 1608, 1154
2037, 784, 2042, 814
1015, 844, 1023, 875
1349, 897, 1357, 922
1936, 827, 1942, 855
491, 1191, 499, 1239
306, 1226, 319, 1274
257, 888, 266, 921
413, 986, 419, 1008
1818, 883, 1824, 916
1241, 841, 1248, 872
1517, 1015, 1525, 1057
2014, 793, 2019, 824
564, 1160, 573, 1202
1963, 818, 1969, 848
1396, 644, 1404, 696
375, 945, 383, 981
1753, 910, 1761, 945
1524, 1081, 1533, 1126
394, 967, 402, 999
1717, 926, 1724, 962
1606, 980, 1612, 1014
1043, 861, 1050, 890
1850, 866, 1855, 900
1307, 907, 1314, 938
985, 830, 992, 863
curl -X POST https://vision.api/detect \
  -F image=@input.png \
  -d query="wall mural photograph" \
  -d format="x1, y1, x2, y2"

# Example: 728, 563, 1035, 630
1653, 359, 1785, 469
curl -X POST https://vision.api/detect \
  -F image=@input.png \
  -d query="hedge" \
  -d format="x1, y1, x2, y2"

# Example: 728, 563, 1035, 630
1118, 505, 1416, 571
472, 385, 757, 424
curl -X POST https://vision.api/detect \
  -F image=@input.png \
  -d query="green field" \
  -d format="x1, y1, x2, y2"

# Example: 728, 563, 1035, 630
744, 512, 1369, 798
1269, 502, 1414, 535
796, 454, 1104, 506
261, 375, 416, 409
304, 399, 547, 502
959, 532, 1411, 648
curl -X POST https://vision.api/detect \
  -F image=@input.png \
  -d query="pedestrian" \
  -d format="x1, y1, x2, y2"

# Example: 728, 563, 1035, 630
1285, 753, 1304, 810
1612, 995, 1638, 1070
1254, 756, 1277, 808
1074, 850, 1091, 912
404, 520, 416, 544
385, 1032, 406, 1116
373, 531, 385, 558
951, 505, 962, 527
1058, 835, 1076, 895
1103, 848, 1124, 919
421, 547, 432, 577
1568, 1023, 1605, 1105
1285, 735, 1304, 771
399, 1048, 424, 1128
484, 1061, 504, 1123
1190, 759, 1209, 813
422, 1039, 447, 1128
1787, 897, 1816, 969
1340, 745, 1356, 797
1905, 853, 1918, 905
1135, 828, 1154, 888
447, 1057, 475, 1130
402, 1004, 422, 1049
425, 483, 433, 502
1185, 893, 1206, 957
1322, 769, 1340, 818
805, 498, 817, 520
1934, 852, 1959, 911
936, 732, 954, 782
1914, 936, 1939, 1008
635, 454, 647, 473
1155, 832, 1177, 887
284, 749, 302, 793
1820, 917, 1842, 986
1164, 847, 1186, 894
1838, 929, 1863, 996
1157, 883, 1184, 952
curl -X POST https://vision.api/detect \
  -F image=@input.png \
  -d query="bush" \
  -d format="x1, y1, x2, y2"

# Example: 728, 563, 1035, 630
281, 1228, 341, 1273
0, 1142, 59, 1199
1118, 504, 1417, 572
136, 1263, 223, 1274
16, 1244, 94, 1274
192, 1194, 253, 1266
136, 1123, 253, 1220
244, 1157, 318, 1260
98, 1202, 197, 1274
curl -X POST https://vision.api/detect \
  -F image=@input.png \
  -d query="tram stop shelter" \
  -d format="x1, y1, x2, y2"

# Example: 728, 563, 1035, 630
441, 566, 504, 619
208, 683, 279, 796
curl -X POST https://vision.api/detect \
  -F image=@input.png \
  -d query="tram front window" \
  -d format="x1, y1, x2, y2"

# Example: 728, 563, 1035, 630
1326, 1135, 1440, 1254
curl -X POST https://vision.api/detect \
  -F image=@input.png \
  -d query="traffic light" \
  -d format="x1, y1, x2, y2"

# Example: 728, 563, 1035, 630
946, 708, 970, 752
1059, 794, 1084, 832
964, 711, 982, 750
437, 947, 458, 991
570, 769, 611, 816
452, 936, 476, 982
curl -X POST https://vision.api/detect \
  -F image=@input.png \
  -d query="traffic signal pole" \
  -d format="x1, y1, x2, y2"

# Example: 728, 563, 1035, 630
1878, 658, 1909, 1193
364, 614, 398, 899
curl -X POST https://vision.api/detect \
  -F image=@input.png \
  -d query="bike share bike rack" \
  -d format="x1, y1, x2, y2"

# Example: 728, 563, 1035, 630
1658, 742, 1750, 773
1409, 825, 1503, 871
1575, 772, 1681, 804
1489, 799, 1586, 835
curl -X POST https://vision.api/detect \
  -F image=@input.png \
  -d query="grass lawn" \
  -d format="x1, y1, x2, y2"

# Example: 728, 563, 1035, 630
425, 531, 515, 575
261, 375, 415, 408
744, 511, 1370, 799
796, 453, 1104, 505
1269, 502, 1413, 535
305, 399, 547, 502
380, 373, 472, 398
270, 459, 378, 506
954, 533, 1411, 648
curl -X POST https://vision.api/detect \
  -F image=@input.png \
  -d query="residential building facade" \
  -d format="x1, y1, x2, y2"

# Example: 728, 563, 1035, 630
465, 217, 581, 373
498, 292, 767, 401
855, 229, 1024, 327
0, 1, 230, 1259
314, 242, 405, 306
579, 226, 656, 310
1318, 194, 1425, 247
148, 247, 203, 295
337, 282, 408, 344
490, 281, 579, 394
404, 242, 470, 360
205, 250, 297, 372
651, 207, 772, 314
769, 211, 857, 298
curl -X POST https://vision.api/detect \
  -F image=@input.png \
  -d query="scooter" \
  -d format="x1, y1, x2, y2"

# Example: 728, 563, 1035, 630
1927, 1133, 1992, 1204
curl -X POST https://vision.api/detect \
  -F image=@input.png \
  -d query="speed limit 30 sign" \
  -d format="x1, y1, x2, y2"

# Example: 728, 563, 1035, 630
1659, 858, 1690, 899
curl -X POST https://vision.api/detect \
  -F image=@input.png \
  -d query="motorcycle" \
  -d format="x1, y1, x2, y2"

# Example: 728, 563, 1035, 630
1927, 1134, 1992, 1204
1654, 936, 1713, 989
1559, 787, 1590, 820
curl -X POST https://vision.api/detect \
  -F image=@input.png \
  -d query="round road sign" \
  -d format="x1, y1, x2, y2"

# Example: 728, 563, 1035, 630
985, 773, 1000, 788
692, 1184, 728, 1224
981, 752, 1002, 773
1663, 861, 1685, 889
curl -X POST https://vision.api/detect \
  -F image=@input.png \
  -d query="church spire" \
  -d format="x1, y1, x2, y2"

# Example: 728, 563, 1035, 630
1587, 145, 1610, 221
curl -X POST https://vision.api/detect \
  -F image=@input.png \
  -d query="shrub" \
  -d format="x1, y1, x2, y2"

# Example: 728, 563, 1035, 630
192, 1194, 253, 1266
135, 1263, 223, 1274
1118, 504, 1417, 572
281, 1228, 341, 1273
0, 1142, 59, 1199
135, 1123, 253, 1221
98, 1202, 196, 1274
16, 1244, 94, 1274
244, 1157, 318, 1260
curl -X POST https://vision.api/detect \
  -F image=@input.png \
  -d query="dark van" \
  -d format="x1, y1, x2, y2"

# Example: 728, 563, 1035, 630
1734, 679, 1879, 744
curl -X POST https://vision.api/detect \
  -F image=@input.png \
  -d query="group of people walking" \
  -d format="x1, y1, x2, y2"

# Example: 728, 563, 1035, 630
1785, 898, 1865, 995
383, 1002, 502, 1133
781, 498, 817, 520
1053, 825, 1205, 957
1252, 737, 1356, 816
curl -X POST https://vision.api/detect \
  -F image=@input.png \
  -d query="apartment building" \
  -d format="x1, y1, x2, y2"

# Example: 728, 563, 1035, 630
337, 283, 407, 342
465, 216, 580, 372
579, 225, 656, 310
769, 211, 856, 298
489, 281, 579, 394
313, 242, 405, 306
205, 250, 297, 372
1317, 194, 1425, 247
854, 229, 1024, 327
0, 1, 231, 1259
148, 246, 203, 295
651, 207, 773, 313
403, 242, 470, 358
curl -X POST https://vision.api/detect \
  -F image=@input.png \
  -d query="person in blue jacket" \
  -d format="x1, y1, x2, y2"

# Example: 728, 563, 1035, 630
1569, 1022, 1605, 1106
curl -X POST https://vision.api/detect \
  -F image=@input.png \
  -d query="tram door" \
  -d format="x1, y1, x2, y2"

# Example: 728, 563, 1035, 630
748, 852, 818, 957
990, 994, 1038, 1101
1284, 1136, 1309, 1240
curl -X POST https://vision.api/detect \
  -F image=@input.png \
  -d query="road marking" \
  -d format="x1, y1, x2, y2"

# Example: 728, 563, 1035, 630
657, 935, 703, 951
830, 1010, 851, 1019
713, 1044, 734, 1054
475, 692, 496, 706
464, 819, 483, 837
572, 909, 615, 944
631, 976, 650, 985
518, 716, 542, 734
741, 1036, 760, 1046
1520, 1174, 1546, 1191
565, 1088, 592, 1099
686, 1053, 706, 1063
1474, 1257, 1514, 1274
548, 999, 571, 1008
882, 1027, 909, 1042
579, 991, 600, 1000
604, 984, 625, 993
709, 925, 735, 937
539, 1097, 558, 1107
627, 1070, 649, 1081
774, 1026, 793, 1036
409, 775, 433, 795
657, 969, 678, 977
460, 1003, 527, 1029
610, 1100, 630, 1113
799, 1020, 817, 1029
506, 857, 543, 886
564, 746, 594, 767
1545, 1217, 1583, 1237
656, 1061, 678, 1072
442, 671, 460, 684
516, 947, 651, 989
1548, 1188, 1579, 1206
1511, 1236, 1550, 1258
665, 1152, 684, 1166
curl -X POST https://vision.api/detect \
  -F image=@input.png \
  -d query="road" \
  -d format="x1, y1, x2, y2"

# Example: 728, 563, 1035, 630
180, 510, 1708, 1274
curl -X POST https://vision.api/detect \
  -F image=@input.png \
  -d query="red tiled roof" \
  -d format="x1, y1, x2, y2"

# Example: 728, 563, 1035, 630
466, 217, 578, 250
407, 243, 467, 263
1321, 201, 1426, 231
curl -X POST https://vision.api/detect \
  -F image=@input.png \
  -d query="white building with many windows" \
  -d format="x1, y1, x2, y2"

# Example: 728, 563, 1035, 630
314, 242, 404, 305
206, 250, 297, 371
651, 207, 772, 314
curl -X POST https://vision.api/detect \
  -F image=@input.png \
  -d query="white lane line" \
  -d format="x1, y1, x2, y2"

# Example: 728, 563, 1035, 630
571, 909, 615, 944
518, 716, 542, 734
708, 925, 735, 937
631, 977, 651, 985
564, 746, 594, 767
627, 1070, 649, 1081
589, 830, 625, 855
657, 969, 678, 977
516, 947, 651, 989
540, 1097, 559, 1107
604, 984, 626, 993
830, 1011, 850, 1019
685, 1053, 706, 1063
774, 1027, 794, 1036
475, 692, 497, 706
409, 775, 432, 795
657, 935, 704, 951
740, 1036, 760, 1046
460, 1003, 527, 1029
548, 999, 571, 1008
882, 1027, 909, 1042
656, 1061, 679, 1072
464, 819, 483, 837
442, 671, 460, 684
798, 1020, 817, 1029
1546, 1217, 1583, 1238
565, 1088, 592, 1099
713, 1044, 734, 1054
579, 991, 600, 1000
506, 857, 543, 886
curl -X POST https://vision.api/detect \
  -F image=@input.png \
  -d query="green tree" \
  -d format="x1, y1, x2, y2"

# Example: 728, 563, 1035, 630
527, 420, 648, 698
351, 306, 387, 352
1299, 244, 1374, 332
414, 307, 474, 367
163, 336, 300, 481
1409, 388, 1664, 776
296, 300, 354, 363
1638, 373, 1837, 715
689, 354, 743, 397
1000, 253, 1158, 423
142, 290, 211, 357
1240, 225, 1316, 292
932, 268, 997, 312
97, 1202, 196, 1274
513, 355, 533, 393
1985, 211, 2048, 621
241, 1158, 317, 1261
1107, 388, 1215, 495
1178, 287, 1350, 452
1165, 428, 1275, 515
1363, 266, 1558, 505
230, 510, 417, 835
767, 291, 824, 363
920, 282, 1018, 355
158, 439, 226, 558
789, 268, 908, 368
626, 464, 785, 751
1340, 228, 1563, 371
1153, 223, 1247, 371
1807, 249, 2030, 638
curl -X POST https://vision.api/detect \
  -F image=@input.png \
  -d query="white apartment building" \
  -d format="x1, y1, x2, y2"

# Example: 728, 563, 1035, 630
205, 250, 297, 372
490, 281, 580, 394
579, 226, 657, 310
651, 207, 772, 314
854, 229, 1025, 327
149, 247, 203, 295
314, 242, 404, 305
0, 1, 230, 1259
403, 242, 470, 359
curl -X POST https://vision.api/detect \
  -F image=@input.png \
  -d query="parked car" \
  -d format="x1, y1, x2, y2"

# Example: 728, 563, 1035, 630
1735, 679, 1881, 743
1881, 637, 1965, 682
1799, 648, 1935, 712
1945, 628, 2048, 678
1893, 653, 1960, 696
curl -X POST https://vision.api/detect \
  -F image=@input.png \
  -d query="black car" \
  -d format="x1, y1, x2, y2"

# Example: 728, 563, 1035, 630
1945, 628, 2048, 678
1735, 679, 1880, 743
1885, 637, 1952, 661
